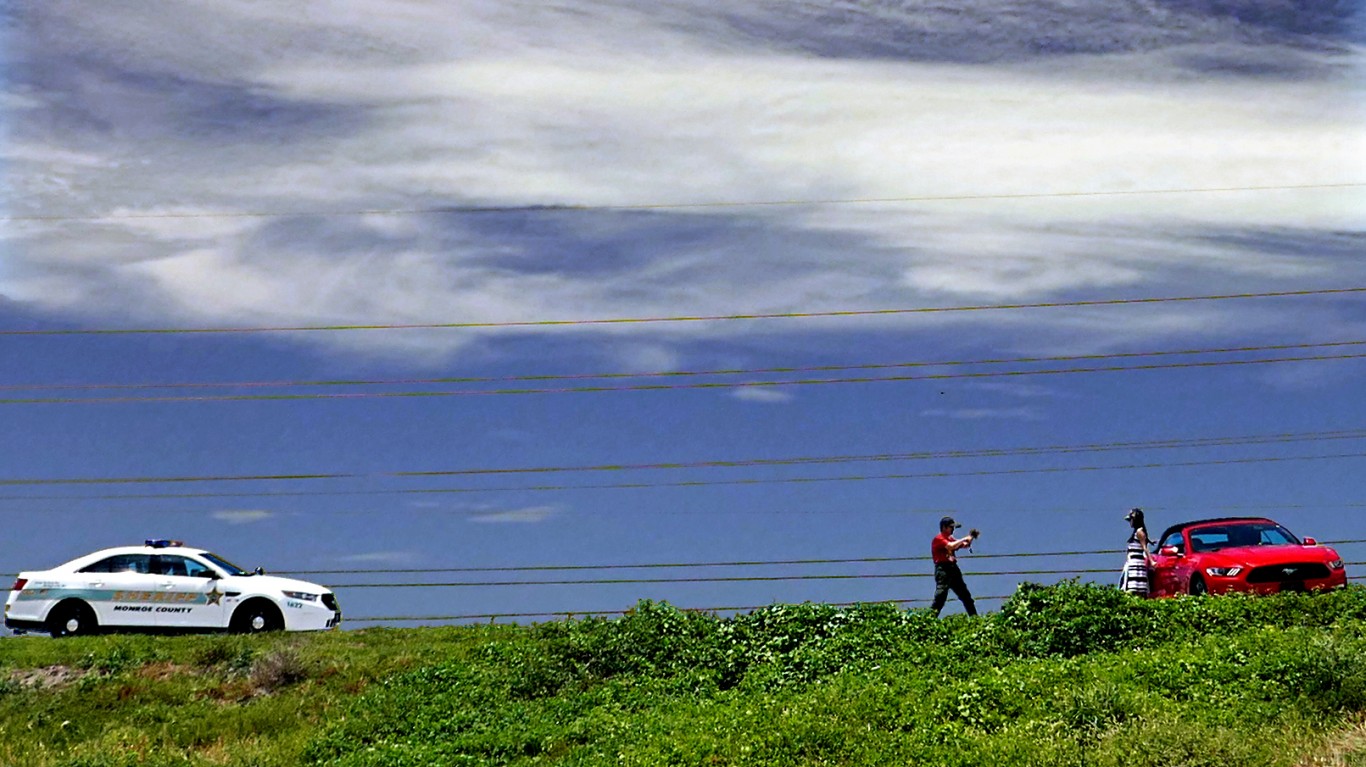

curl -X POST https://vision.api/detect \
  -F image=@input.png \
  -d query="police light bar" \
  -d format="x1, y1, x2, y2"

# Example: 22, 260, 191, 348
145, 539, 184, 548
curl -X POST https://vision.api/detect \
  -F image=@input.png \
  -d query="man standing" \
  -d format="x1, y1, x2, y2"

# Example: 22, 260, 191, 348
930, 516, 977, 617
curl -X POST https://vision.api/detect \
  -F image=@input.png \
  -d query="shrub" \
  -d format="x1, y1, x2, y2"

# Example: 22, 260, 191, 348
249, 649, 310, 692
190, 636, 257, 671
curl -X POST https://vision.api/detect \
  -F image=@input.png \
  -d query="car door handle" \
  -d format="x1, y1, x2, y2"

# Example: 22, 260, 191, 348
159, 581, 176, 589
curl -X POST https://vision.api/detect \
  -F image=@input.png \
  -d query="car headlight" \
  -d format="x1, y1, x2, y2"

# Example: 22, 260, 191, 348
1205, 566, 1243, 578
1328, 559, 1345, 570
282, 590, 319, 602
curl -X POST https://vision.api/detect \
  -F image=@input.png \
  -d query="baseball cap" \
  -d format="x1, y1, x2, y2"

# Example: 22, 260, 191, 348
939, 516, 961, 529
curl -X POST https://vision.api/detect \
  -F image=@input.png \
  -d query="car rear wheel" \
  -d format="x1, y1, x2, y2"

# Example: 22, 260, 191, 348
230, 600, 284, 634
47, 601, 98, 638
1189, 575, 1208, 596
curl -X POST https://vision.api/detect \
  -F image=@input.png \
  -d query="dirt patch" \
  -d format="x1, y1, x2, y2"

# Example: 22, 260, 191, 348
1299, 716, 1366, 767
6, 665, 82, 690
136, 661, 193, 682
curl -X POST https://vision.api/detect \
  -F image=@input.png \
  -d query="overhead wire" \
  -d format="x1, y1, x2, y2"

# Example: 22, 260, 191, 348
5, 501, 1366, 519
341, 596, 1020, 623
271, 548, 1154, 575
3, 339, 1362, 394
2, 287, 1361, 337
322, 563, 1366, 589
6, 351, 1366, 405
5, 181, 1362, 224
4, 544, 1363, 582
328, 501, 1366, 518
343, 579, 1366, 622
2, 428, 1362, 487
269, 540, 1366, 575
1, 452, 1364, 502
324, 567, 1120, 589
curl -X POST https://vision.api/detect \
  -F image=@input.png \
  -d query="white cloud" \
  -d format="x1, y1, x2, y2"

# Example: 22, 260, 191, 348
4, 2, 1363, 361
920, 407, 1043, 421
729, 385, 796, 404
963, 382, 1058, 399
210, 509, 274, 525
338, 551, 418, 563
468, 505, 560, 524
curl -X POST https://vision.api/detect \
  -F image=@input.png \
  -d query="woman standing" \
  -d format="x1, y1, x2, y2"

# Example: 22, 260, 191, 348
1120, 507, 1151, 596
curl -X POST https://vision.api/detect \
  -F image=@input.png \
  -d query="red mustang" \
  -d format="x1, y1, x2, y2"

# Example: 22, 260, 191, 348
1149, 517, 1347, 597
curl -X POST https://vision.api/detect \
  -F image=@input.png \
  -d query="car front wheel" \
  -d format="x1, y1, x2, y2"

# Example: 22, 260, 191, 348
230, 600, 284, 634
47, 601, 98, 638
1190, 575, 1208, 596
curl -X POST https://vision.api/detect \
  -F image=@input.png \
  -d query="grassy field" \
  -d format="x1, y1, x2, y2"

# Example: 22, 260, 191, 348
3, 582, 1366, 767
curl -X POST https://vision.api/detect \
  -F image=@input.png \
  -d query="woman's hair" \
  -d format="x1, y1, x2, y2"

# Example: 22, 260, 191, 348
1126, 507, 1146, 530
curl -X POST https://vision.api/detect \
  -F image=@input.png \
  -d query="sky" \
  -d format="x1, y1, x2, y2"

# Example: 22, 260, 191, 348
2, 0, 1364, 630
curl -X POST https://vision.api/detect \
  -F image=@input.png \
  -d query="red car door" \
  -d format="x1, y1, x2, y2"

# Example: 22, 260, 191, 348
1150, 530, 1187, 597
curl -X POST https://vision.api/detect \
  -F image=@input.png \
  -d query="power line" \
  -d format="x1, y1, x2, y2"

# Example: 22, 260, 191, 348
6, 182, 1362, 225
323, 567, 1124, 589
322, 561, 1366, 588
268, 540, 1366, 575
4, 542, 1362, 581
7, 351, 1366, 405
5, 339, 1361, 394
274, 549, 1134, 575
7, 500, 1366, 519
343, 595, 1021, 623
24, 539, 1366, 573
344, 577, 1366, 622
6, 558, 1363, 593
3, 428, 1361, 487
193, 502, 1366, 520
3, 541, 1362, 582
2, 451, 1363, 502
2, 287, 1361, 337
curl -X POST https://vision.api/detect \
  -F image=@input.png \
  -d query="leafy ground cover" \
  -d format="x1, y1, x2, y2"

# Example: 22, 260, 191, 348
3, 583, 1365, 766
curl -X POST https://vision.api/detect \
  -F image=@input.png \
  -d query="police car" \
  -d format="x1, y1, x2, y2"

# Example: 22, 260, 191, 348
4, 540, 341, 637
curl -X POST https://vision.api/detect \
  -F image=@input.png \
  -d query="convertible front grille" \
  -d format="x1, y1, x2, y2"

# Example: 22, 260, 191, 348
1245, 562, 1332, 584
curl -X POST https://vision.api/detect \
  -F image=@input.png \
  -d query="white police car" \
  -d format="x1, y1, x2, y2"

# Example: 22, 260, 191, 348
4, 540, 340, 637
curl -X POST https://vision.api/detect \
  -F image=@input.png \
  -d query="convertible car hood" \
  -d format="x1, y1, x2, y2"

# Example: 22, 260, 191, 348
1199, 545, 1336, 564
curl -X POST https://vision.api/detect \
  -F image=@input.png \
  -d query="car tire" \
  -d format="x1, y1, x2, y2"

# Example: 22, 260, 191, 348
1189, 575, 1208, 596
230, 600, 284, 634
47, 600, 98, 639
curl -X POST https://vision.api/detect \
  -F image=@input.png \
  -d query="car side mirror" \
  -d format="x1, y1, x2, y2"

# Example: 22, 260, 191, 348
1159, 545, 1182, 557
254, 566, 265, 575
1303, 537, 1318, 546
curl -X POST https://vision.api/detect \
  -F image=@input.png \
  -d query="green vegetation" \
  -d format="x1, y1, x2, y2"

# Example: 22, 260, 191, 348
3, 584, 1366, 766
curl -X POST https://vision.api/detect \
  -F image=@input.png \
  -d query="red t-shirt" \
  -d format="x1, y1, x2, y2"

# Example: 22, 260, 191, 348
931, 532, 956, 564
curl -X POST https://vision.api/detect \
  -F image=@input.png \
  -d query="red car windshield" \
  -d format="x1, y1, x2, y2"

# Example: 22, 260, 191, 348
1188, 523, 1300, 553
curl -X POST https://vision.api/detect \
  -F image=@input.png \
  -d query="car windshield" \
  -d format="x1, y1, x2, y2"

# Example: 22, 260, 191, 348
1188, 523, 1300, 553
199, 552, 250, 576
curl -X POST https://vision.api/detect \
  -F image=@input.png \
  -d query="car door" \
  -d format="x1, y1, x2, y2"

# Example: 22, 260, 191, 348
1149, 531, 1185, 597
150, 555, 227, 630
78, 554, 159, 628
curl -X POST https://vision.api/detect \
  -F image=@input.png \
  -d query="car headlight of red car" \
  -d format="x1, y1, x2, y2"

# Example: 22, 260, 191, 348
1205, 566, 1243, 578
1328, 559, 1345, 570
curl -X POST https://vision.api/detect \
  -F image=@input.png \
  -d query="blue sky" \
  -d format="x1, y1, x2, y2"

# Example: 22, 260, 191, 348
2, 1, 1365, 629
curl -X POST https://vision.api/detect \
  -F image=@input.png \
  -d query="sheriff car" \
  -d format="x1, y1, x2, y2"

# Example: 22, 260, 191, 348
4, 540, 340, 637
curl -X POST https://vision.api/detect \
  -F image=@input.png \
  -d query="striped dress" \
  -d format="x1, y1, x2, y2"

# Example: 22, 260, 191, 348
1121, 529, 1150, 596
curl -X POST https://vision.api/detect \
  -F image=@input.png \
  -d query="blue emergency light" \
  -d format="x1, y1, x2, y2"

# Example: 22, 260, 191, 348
145, 539, 184, 548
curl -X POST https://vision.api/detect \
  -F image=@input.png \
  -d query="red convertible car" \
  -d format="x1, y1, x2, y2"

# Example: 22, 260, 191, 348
1149, 517, 1347, 597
